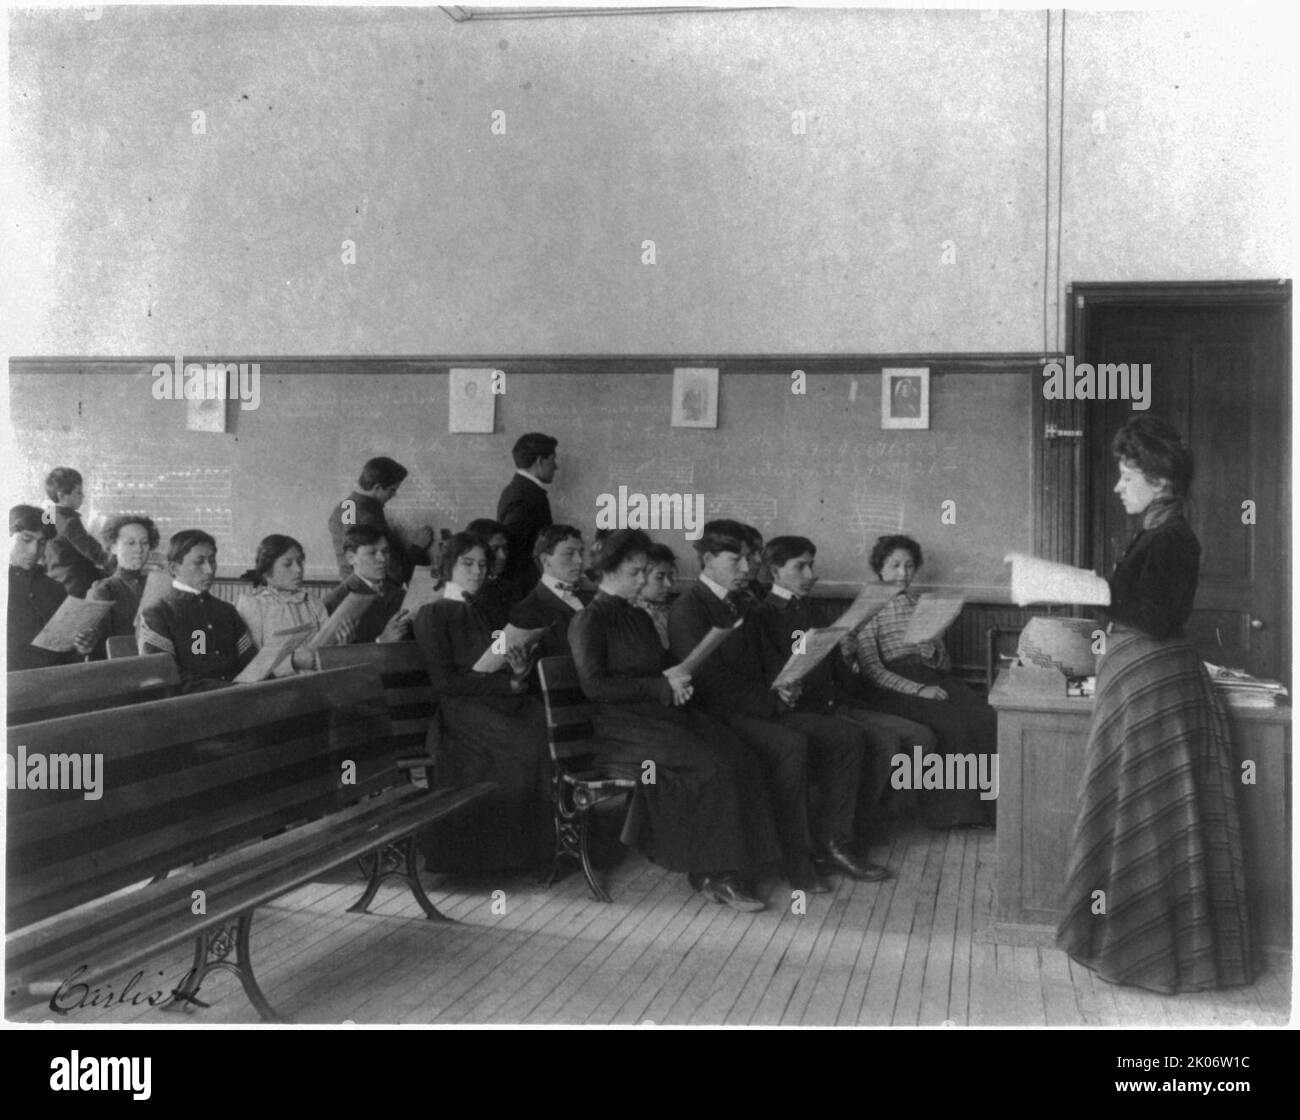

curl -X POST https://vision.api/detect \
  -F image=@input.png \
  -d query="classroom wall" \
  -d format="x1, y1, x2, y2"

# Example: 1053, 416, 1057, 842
6, 6, 1293, 357
7, 363, 1033, 591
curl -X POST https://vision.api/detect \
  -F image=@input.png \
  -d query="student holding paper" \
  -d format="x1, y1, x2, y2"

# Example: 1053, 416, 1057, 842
8, 505, 95, 670
752, 536, 938, 849
138, 529, 255, 692
847, 535, 996, 828
669, 521, 885, 893
87, 514, 159, 659
323, 525, 412, 644
508, 524, 592, 662
570, 530, 780, 912
236, 535, 332, 674
1057, 418, 1254, 994
413, 531, 551, 872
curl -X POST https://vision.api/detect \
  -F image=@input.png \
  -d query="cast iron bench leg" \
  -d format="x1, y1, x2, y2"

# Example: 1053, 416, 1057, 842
162, 914, 286, 1023
349, 835, 450, 922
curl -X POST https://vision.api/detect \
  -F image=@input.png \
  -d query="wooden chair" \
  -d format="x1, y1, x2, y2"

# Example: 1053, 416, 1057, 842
536, 656, 636, 903
316, 642, 437, 785
6, 666, 494, 1022
6, 656, 181, 726
105, 635, 139, 659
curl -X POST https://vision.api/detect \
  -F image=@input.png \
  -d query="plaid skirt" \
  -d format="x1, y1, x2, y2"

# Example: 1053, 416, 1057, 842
1055, 628, 1256, 993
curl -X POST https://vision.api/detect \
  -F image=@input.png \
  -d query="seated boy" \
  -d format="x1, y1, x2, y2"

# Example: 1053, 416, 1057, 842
43, 467, 108, 597
668, 519, 890, 893
7, 504, 96, 671
507, 524, 591, 660
750, 535, 939, 847
324, 525, 412, 644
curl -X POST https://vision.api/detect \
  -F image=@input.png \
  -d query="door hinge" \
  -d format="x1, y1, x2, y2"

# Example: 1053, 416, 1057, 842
1045, 423, 1083, 440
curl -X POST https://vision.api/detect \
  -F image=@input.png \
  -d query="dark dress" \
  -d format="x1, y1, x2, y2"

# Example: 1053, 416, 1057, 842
137, 587, 254, 692
569, 591, 781, 874
1056, 507, 1256, 993
87, 567, 147, 659
413, 594, 553, 872
7, 565, 78, 671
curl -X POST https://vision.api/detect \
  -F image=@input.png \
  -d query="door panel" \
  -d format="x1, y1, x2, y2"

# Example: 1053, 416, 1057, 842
1073, 286, 1289, 682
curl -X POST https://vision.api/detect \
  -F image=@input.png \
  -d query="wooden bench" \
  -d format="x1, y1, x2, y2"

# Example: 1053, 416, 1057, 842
6, 656, 181, 726
536, 656, 636, 903
6, 666, 493, 1022
316, 642, 437, 783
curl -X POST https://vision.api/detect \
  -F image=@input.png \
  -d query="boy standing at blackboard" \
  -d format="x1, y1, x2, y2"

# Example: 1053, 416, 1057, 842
43, 466, 108, 597
328, 456, 435, 583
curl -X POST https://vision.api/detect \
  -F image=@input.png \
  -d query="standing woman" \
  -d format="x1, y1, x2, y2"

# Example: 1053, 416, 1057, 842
413, 531, 553, 872
569, 530, 781, 911
848, 534, 997, 828
1057, 417, 1255, 993
87, 514, 159, 658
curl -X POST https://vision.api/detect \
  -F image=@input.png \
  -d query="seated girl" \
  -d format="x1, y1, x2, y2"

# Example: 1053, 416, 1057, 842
87, 514, 159, 658
8, 504, 96, 671
413, 531, 552, 872
236, 534, 332, 675
633, 541, 677, 650
465, 517, 521, 615
569, 529, 781, 912
848, 534, 997, 828
138, 528, 255, 692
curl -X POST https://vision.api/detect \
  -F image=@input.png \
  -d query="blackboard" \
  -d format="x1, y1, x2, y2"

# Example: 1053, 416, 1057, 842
8, 358, 1035, 594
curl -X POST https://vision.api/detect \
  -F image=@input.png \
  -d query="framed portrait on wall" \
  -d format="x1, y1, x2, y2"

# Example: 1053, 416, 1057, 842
671, 367, 719, 428
449, 368, 497, 433
881, 367, 929, 429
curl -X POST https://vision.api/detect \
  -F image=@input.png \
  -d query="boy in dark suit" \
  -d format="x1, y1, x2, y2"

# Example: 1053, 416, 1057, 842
750, 535, 937, 849
328, 456, 434, 583
324, 525, 413, 644
7, 504, 96, 671
43, 467, 108, 597
668, 520, 889, 892
508, 524, 591, 661
496, 433, 557, 595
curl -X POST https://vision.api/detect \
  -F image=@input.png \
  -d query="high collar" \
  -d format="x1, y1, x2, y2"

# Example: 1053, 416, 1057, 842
1142, 496, 1185, 531
699, 573, 731, 601
260, 584, 308, 604
172, 579, 207, 597
768, 584, 801, 603
595, 588, 631, 608
542, 573, 580, 597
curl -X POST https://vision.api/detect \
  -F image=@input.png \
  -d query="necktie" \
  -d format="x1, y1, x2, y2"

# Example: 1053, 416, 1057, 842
555, 582, 576, 593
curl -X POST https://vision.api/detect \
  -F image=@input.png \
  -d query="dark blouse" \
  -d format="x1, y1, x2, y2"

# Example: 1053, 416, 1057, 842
88, 568, 147, 646
569, 591, 674, 706
138, 587, 254, 691
413, 597, 517, 698
1106, 517, 1200, 640
7, 565, 77, 671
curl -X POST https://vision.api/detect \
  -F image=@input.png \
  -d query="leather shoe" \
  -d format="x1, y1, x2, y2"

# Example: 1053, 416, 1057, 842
821, 836, 892, 882
697, 873, 766, 912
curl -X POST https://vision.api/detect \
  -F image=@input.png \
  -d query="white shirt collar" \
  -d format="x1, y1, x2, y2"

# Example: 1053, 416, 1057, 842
542, 573, 582, 606
768, 584, 796, 601
354, 575, 383, 594
516, 468, 549, 491
443, 581, 468, 602
172, 579, 204, 596
699, 574, 730, 601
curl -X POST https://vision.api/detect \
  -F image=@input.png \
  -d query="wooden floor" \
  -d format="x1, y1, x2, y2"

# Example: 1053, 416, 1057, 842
16, 824, 1291, 1027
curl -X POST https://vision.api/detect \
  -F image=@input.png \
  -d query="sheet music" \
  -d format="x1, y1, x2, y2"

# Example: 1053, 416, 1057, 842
1006, 553, 1111, 607
30, 597, 112, 652
471, 624, 549, 674
902, 595, 966, 645
831, 582, 897, 634
771, 626, 850, 689
234, 623, 317, 683
308, 592, 375, 650
400, 566, 444, 615
667, 619, 744, 678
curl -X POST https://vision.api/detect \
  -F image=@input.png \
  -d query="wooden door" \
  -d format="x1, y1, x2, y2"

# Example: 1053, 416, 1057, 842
1071, 282, 1290, 681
